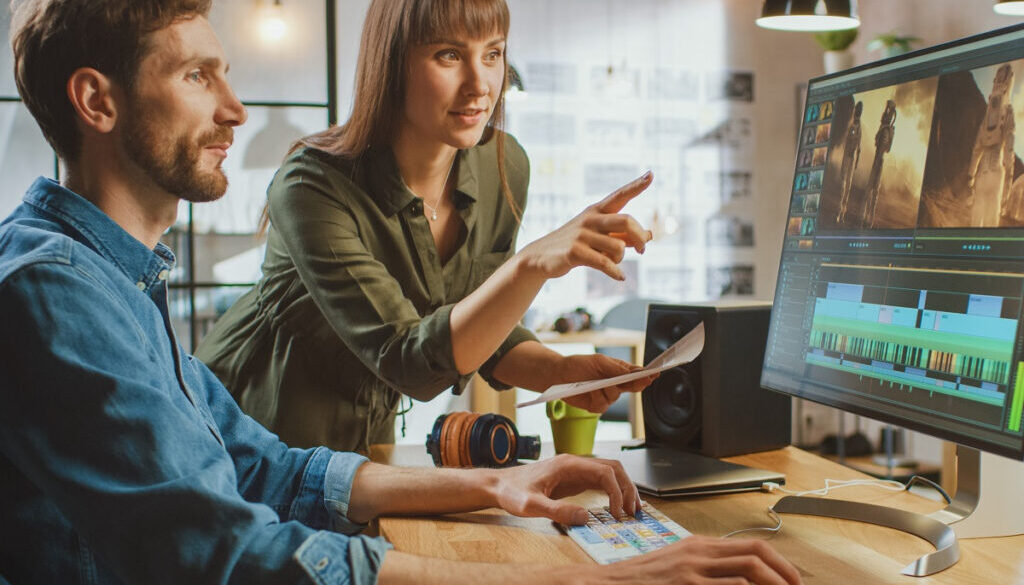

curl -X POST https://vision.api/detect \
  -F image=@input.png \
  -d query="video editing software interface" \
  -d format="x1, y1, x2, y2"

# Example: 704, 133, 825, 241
762, 25, 1024, 458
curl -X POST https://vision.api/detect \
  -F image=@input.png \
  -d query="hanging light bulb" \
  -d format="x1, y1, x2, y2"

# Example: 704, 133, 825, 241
259, 0, 288, 44
756, 0, 860, 32
994, 0, 1024, 15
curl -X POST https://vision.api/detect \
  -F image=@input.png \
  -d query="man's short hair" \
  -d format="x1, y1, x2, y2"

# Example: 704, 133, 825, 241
10, 0, 212, 161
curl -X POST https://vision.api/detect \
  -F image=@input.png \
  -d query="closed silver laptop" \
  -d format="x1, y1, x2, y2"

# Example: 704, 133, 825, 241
611, 447, 785, 497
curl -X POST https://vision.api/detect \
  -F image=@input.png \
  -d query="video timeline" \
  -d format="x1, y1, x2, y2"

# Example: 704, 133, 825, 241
798, 262, 1024, 431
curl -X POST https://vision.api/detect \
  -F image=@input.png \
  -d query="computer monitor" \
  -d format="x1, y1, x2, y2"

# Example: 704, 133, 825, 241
761, 22, 1024, 575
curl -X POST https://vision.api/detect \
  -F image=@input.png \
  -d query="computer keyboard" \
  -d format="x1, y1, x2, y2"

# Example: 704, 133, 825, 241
561, 502, 691, 564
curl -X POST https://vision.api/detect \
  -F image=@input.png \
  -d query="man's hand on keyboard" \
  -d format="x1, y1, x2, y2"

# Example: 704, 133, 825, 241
489, 454, 641, 525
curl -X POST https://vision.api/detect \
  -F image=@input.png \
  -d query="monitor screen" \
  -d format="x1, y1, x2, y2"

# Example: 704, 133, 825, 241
762, 23, 1024, 460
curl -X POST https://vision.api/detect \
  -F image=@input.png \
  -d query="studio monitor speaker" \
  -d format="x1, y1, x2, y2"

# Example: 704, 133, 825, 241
642, 302, 791, 457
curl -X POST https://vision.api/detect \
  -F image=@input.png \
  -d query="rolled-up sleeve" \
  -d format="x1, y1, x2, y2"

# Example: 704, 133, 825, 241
294, 531, 389, 585
324, 452, 372, 534
301, 453, 394, 585
477, 325, 538, 390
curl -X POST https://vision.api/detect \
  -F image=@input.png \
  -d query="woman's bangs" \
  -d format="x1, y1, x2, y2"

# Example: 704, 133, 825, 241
409, 0, 509, 45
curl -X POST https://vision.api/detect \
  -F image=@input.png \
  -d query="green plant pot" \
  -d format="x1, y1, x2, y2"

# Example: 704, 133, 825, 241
546, 399, 600, 455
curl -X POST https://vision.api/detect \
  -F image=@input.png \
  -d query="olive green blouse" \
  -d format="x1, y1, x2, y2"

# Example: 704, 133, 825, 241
195, 134, 536, 453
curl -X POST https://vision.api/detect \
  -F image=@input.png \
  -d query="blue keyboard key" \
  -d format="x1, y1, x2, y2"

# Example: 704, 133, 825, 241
570, 525, 605, 544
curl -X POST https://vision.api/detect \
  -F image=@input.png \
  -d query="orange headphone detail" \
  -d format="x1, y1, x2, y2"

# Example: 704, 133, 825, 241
426, 412, 541, 468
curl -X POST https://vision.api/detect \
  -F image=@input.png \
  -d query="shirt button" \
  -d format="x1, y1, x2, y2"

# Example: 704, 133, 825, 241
136, 281, 146, 291
157, 269, 169, 281
315, 557, 329, 570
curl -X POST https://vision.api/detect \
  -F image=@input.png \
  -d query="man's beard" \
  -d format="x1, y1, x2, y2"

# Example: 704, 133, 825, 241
121, 106, 232, 203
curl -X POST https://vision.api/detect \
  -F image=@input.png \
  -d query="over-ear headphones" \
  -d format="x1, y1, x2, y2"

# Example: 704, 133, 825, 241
426, 412, 541, 468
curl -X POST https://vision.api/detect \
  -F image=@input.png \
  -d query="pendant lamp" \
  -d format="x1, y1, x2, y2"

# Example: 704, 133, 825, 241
994, 0, 1024, 15
757, 0, 860, 32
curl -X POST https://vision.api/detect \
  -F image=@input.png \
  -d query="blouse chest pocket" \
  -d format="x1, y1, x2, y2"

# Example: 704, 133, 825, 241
467, 250, 510, 293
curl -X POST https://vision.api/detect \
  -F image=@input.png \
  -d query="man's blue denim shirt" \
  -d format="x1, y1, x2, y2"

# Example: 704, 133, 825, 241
0, 178, 390, 584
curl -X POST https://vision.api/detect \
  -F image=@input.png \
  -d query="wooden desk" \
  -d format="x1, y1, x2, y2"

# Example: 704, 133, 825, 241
369, 444, 1024, 584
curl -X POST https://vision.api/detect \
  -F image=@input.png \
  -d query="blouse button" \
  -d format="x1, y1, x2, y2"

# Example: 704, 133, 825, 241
135, 281, 146, 291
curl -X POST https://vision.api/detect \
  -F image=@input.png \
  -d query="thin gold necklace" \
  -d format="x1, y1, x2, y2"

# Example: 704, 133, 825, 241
420, 154, 457, 222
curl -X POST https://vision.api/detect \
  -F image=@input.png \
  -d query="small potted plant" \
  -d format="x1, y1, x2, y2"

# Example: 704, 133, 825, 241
868, 33, 920, 58
814, 29, 858, 73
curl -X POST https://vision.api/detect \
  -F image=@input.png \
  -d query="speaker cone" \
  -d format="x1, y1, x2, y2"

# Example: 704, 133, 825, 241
643, 363, 701, 446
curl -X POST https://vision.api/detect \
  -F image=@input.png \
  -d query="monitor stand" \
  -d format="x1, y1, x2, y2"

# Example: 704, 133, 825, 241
772, 445, 1024, 577
928, 445, 1024, 538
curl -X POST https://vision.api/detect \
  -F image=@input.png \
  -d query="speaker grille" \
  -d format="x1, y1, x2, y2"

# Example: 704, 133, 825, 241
643, 307, 704, 447
645, 364, 702, 445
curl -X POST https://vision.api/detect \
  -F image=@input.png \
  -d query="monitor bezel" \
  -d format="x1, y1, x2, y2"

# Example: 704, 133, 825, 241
808, 22, 1024, 88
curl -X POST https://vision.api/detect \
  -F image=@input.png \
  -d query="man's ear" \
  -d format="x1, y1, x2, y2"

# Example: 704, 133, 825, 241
66, 67, 119, 134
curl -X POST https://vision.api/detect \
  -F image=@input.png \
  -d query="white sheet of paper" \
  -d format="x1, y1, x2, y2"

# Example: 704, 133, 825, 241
517, 322, 705, 408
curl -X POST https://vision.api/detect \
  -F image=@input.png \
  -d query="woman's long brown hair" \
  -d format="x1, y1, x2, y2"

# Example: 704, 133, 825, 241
257, 0, 518, 236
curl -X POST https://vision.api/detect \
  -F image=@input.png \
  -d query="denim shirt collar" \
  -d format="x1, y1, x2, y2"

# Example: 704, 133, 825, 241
22, 177, 175, 294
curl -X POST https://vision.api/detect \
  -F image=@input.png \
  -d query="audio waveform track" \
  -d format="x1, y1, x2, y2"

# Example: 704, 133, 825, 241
806, 313, 1012, 405
810, 330, 1011, 386
802, 263, 1023, 410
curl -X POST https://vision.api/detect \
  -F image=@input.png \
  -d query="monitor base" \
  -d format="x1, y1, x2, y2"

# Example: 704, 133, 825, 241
772, 495, 959, 576
772, 444, 1024, 576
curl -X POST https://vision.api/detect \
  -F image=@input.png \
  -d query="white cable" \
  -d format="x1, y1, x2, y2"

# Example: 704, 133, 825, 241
721, 507, 782, 538
760, 477, 905, 497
